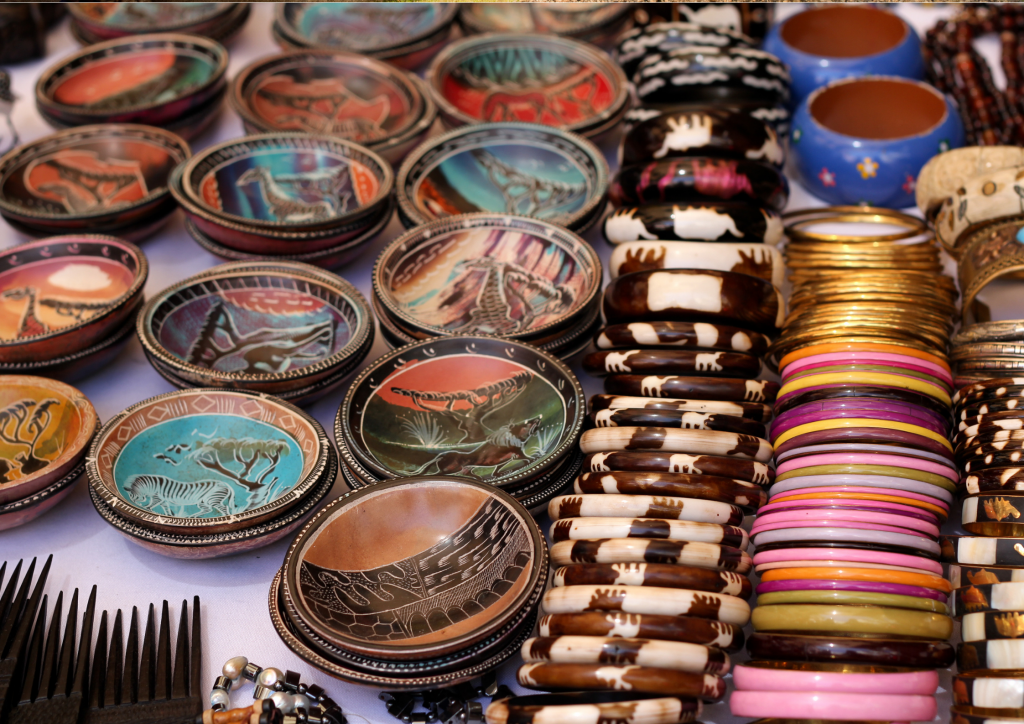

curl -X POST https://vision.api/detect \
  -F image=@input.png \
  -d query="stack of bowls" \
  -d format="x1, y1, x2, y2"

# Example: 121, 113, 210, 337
136, 261, 374, 406
0, 236, 148, 381
68, 2, 251, 45
371, 214, 603, 359
732, 206, 957, 724
86, 388, 336, 559
230, 50, 437, 164
426, 34, 630, 141
0, 125, 191, 241
169, 134, 394, 268
458, 4, 633, 49
396, 123, 608, 234
34, 34, 229, 141
335, 335, 586, 512
945, 368, 1024, 720
270, 476, 549, 689
273, 3, 458, 70
0, 376, 97, 531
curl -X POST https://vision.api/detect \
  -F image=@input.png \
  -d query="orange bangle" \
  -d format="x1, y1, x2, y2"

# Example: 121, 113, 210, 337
768, 492, 948, 520
778, 342, 950, 374
760, 567, 952, 593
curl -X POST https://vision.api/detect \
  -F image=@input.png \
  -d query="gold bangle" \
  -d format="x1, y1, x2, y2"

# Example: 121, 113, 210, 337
750, 604, 953, 639
958, 215, 1024, 326
783, 206, 930, 242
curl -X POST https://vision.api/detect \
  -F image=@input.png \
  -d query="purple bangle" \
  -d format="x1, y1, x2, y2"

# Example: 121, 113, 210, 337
775, 453, 957, 480
766, 487, 951, 511
775, 443, 954, 466
754, 509, 939, 536
751, 527, 942, 556
751, 547, 944, 574
769, 409, 949, 440
782, 358, 954, 386
756, 579, 948, 602
773, 428, 954, 460
783, 351, 953, 381
776, 380, 950, 405
730, 691, 935, 721
732, 663, 938, 694
768, 475, 954, 504
774, 398, 949, 431
751, 519, 934, 540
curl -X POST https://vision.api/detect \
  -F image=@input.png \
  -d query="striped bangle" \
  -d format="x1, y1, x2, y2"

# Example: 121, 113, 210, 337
543, 584, 751, 625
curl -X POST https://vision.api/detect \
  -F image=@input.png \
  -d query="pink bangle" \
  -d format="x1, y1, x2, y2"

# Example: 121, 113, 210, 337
770, 474, 954, 504
729, 691, 936, 721
783, 351, 953, 381
751, 519, 933, 539
755, 560, 940, 575
767, 488, 951, 511
751, 547, 943, 574
752, 510, 939, 537
761, 498, 942, 519
733, 664, 939, 694
775, 454, 957, 480
776, 442, 953, 466
769, 409, 949, 440
782, 358, 954, 387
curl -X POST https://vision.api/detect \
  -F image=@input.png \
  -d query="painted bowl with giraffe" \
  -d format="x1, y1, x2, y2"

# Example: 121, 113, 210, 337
790, 76, 964, 208
231, 50, 437, 164
372, 213, 602, 345
0, 375, 97, 505
0, 124, 191, 240
396, 123, 609, 233
0, 235, 148, 364
87, 387, 332, 537
34, 34, 228, 128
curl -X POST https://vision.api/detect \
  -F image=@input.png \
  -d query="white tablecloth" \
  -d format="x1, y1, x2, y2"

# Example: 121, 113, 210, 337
1, 4, 996, 722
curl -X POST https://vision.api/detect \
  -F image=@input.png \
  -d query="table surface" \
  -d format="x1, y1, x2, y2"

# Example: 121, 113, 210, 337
0, 4, 1002, 722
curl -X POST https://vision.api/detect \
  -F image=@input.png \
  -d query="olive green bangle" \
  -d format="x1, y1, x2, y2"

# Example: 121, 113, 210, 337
750, 604, 953, 640
755, 589, 948, 615
775, 464, 956, 492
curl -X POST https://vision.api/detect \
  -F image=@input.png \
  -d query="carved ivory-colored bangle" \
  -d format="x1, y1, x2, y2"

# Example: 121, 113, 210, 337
550, 518, 749, 549
608, 240, 785, 287
538, 612, 743, 652
517, 663, 726, 700
548, 494, 744, 525
962, 611, 1024, 642
573, 471, 767, 511
953, 671, 1024, 710
954, 582, 1024, 617
521, 636, 730, 674
580, 427, 773, 462
548, 539, 752, 573
941, 535, 1024, 565
957, 639, 1024, 673
542, 584, 751, 626
484, 692, 702, 724
553, 562, 750, 597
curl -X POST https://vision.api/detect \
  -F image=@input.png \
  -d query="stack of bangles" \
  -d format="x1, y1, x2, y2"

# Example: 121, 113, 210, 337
941, 327, 1024, 724
730, 206, 956, 723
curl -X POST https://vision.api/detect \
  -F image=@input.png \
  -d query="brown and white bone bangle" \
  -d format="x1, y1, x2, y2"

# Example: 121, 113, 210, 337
549, 494, 744, 525
589, 408, 766, 438
608, 241, 784, 288
484, 692, 703, 724
583, 349, 761, 379
596, 321, 771, 356
543, 585, 751, 626
517, 663, 726, 700
605, 375, 779, 403
522, 636, 730, 675
551, 518, 749, 549
539, 612, 743, 652
575, 471, 767, 511
583, 451, 774, 486
550, 538, 752, 573
581, 428, 773, 462
590, 394, 773, 423
554, 563, 751, 598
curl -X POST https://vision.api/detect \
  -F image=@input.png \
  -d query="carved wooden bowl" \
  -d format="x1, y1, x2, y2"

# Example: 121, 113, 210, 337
282, 476, 547, 661
68, 3, 249, 45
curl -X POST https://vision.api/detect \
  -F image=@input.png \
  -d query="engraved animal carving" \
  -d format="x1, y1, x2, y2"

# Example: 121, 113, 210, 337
471, 149, 587, 217
995, 611, 1024, 638
0, 397, 61, 482
236, 164, 353, 223
985, 497, 1021, 521
126, 475, 237, 517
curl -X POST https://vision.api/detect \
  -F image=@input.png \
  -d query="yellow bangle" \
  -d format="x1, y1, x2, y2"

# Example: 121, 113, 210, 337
778, 343, 950, 373
761, 567, 952, 593
772, 418, 954, 451
751, 604, 953, 639
778, 373, 952, 406
755, 589, 949, 615
774, 464, 956, 493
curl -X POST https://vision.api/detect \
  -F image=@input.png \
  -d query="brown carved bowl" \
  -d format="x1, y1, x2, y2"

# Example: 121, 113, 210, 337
0, 458, 85, 532
0, 235, 148, 364
282, 476, 547, 661
0, 376, 97, 505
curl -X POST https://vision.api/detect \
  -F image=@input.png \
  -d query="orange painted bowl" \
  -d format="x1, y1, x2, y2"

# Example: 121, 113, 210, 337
0, 376, 97, 505
0, 235, 148, 364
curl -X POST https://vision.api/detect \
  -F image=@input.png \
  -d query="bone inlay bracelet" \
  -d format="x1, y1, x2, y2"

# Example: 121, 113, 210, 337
521, 636, 730, 674
582, 451, 774, 485
548, 539, 753, 572
573, 471, 768, 511
961, 468, 1024, 495
728, 691, 937, 721
940, 535, 1024, 565
957, 639, 1024, 673
607, 241, 785, 288
948, 564, 1024, 587
549, 494, 744, 525
732, 661, 939, 695
589, 395, 773, 423
583, 349, 762, 379
580, 428, 774, 462
604, 375, 780, 403
750, 604, 953, 639
952, 672, 1024, 710
954, 581, 1024, 617
553, 563, 751, 597
538, 613, 743, 652
484, 692, 703, 724
962, 610, 1024, 642
543, 585, 751, 625
517, 663, 726, 700
595, 321, 772, 356
589, 408, 766, 437
550, 518, 749, 548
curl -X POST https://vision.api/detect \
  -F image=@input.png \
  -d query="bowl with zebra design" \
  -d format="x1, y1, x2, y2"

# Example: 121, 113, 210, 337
396, 123, 608, 233
86, 387, 332, 536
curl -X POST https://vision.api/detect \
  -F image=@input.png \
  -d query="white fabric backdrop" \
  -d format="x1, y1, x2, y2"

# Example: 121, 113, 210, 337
1, 4, 996, 722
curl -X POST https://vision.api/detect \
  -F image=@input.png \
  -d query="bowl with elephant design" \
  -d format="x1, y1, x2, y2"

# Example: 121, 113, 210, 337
281, 475, 548, 660
137, 261, 373, 396
86, 387, 332, 536
337, 335, 586, 492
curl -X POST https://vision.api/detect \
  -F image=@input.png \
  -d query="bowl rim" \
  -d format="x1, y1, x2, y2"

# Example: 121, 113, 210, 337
137, 260, 374, 385
229, 49, 437, 157
281, 474, 547, 659
67, 2, 240, 34
372, 212, 603, 341
773, 5, 912, 63
86, 386, 332, 533
35, 33, 229, 119
425, 32, 630, 135
0, 234, 148, 351
459, 3, 631, 39
0, 124, 191, 223
395, 121, 609, 231
178, 132, 394, 231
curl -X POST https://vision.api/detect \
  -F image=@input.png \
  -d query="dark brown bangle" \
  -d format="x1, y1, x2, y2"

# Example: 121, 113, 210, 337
954, 582, 1024, 618
554, 562, 752, 598
746, 633, 955, 668
581, 451, 774, 486
596, 320, 772, 356
589, 394, 773, 423
485, 693, 702, 724
583, 349, 762, 379
539, 612, 744, 652
942, 534, 1024, 565
575, 470, 767, 512
960, 467, 1024, 496
588, 408, 767, 438
517, 662, 726, 701
947, 563, 1024, 588
958, 640, 1024, 673
605, 374, 780, 403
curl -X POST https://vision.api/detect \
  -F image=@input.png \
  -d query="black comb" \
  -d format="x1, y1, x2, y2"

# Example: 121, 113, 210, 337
0, 555, 53, 717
